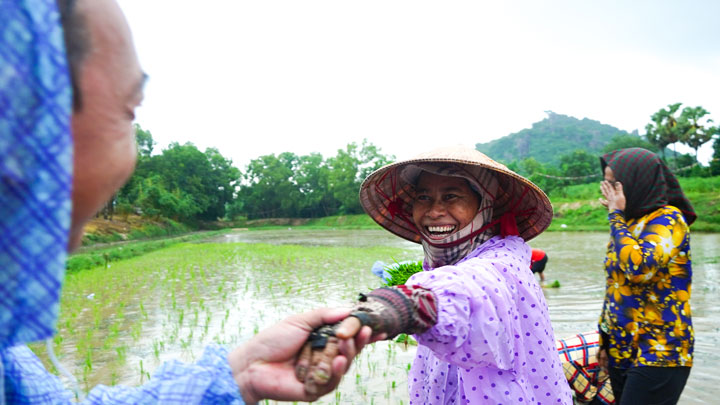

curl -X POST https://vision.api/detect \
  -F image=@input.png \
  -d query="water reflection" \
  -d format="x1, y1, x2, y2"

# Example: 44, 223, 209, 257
203, 228, 421, 249
45, 230, 719, 404
214, 229, 720, 404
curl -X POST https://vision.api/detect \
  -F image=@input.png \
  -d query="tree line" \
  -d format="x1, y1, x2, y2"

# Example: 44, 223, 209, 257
111, 104, 719, 223
109, 126, 394, 222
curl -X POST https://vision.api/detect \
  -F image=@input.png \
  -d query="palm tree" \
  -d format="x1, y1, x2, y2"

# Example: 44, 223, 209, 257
680, 106, 719, 163
646, 103, 683, 164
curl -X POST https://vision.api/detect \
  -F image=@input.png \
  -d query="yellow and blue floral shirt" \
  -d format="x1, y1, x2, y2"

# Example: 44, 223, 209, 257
599, 205, 693, 369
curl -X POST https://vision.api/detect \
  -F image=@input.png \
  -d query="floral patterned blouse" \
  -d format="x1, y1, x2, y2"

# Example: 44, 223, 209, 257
599, 206, 693, 369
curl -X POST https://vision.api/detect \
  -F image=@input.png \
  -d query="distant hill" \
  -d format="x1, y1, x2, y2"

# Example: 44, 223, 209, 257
475, 111, 637, 166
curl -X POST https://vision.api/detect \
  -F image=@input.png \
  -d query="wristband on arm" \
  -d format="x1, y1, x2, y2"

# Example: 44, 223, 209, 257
349, 285, 438, 339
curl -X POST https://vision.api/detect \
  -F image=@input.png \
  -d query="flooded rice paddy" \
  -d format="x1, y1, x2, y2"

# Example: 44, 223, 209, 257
36, 230, 720, 404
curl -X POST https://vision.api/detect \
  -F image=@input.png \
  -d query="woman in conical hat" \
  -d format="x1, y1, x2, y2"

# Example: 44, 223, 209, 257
332, 145, 572, 404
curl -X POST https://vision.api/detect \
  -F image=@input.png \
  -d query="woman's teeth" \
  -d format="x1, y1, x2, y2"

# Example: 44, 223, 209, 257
427, 225, 456, 235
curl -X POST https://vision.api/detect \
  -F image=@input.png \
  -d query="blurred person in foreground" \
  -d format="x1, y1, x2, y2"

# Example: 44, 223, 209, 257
597, 148, 695, 405
0, 0, 370, 403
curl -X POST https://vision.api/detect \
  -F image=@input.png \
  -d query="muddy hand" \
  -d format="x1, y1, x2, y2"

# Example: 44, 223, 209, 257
296, 324, 341, 395
335, 316, 362, 339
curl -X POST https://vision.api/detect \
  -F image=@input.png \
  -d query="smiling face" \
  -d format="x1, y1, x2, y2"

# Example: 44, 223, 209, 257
411, 172, 481, 240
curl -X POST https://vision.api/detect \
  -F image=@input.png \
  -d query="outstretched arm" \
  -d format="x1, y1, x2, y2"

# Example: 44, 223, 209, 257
230, 307, 372, 404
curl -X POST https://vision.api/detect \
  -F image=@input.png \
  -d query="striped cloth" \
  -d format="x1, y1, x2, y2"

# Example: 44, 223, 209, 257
556, 331, 614, 404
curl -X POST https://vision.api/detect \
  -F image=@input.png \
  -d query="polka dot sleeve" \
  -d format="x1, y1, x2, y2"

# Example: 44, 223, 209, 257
407, 237, 531, 370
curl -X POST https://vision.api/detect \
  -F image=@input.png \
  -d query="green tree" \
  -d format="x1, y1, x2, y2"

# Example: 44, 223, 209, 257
115, 124, 157, 216
203, 147, 241, 220
528, 165, 564, 196
295, 153, 337, 217
602, 134, 656, 153
646, 103, 683, 162
357, 139, 394, 180
137, 175, 200, 221
134, 123, 155, 158
240, 153, 302, 219
141, 142, 240, 221
518, 157, 545, 177
327, 144, 362, 214
711, 136, 720, 176
559, 150, 598, 184
328, 140, 393, 214
679, 106, 718, 163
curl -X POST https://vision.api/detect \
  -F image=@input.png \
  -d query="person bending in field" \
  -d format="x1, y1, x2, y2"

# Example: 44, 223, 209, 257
531, 247, 549, 282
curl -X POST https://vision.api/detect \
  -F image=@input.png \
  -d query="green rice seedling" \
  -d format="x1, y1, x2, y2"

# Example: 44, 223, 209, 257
139, 301, 148, 319
383, 260, 423, 287
115, 345, 127, 363
152, 339, 161, 359
139, 359, 146, 384
203, 313, 211, 335
130, 321, 142, 342
40, 236, 421, 402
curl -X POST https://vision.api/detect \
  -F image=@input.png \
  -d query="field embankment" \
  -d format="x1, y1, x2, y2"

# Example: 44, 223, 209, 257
549, 176, 720, 232
76, 176, 718, 271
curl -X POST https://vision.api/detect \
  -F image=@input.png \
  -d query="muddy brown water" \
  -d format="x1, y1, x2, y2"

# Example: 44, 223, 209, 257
48, 229, 719, 404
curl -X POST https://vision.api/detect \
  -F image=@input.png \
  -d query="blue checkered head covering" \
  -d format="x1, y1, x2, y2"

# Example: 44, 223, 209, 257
1, 0, 73, 348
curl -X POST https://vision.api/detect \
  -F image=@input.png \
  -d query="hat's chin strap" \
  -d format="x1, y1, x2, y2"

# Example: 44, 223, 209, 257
499, 211, 519, 238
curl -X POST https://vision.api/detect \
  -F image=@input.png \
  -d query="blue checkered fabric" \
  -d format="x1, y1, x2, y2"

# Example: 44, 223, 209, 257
2, 345, 245, 404
0, 0, 72, 348
1, 2, 246, 404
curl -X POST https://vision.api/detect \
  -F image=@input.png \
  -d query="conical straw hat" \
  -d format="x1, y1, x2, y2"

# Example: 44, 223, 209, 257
359, 145, 553, 243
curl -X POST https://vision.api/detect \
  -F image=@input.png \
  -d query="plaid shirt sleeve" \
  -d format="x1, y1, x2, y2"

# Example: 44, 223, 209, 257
2, 345, 245, 404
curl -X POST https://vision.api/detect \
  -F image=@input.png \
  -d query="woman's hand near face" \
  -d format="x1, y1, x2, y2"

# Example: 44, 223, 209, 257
599, 180, 626, 213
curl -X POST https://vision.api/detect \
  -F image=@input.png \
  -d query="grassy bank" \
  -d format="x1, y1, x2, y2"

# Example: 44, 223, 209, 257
549, 176, 720, 232
76, 176, 718, 271
68, 230, 229, 273
82, 216, 193, 245
222, 215, 381, 231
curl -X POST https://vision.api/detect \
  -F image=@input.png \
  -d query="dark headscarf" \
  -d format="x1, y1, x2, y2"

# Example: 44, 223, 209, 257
600, 148, 696, 225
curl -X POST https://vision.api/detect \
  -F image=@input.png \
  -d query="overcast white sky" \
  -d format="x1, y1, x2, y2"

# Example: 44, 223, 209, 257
118, 0, 720, 168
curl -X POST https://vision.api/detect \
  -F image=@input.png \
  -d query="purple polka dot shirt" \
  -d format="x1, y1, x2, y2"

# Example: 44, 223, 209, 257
406, 236, 572, 404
